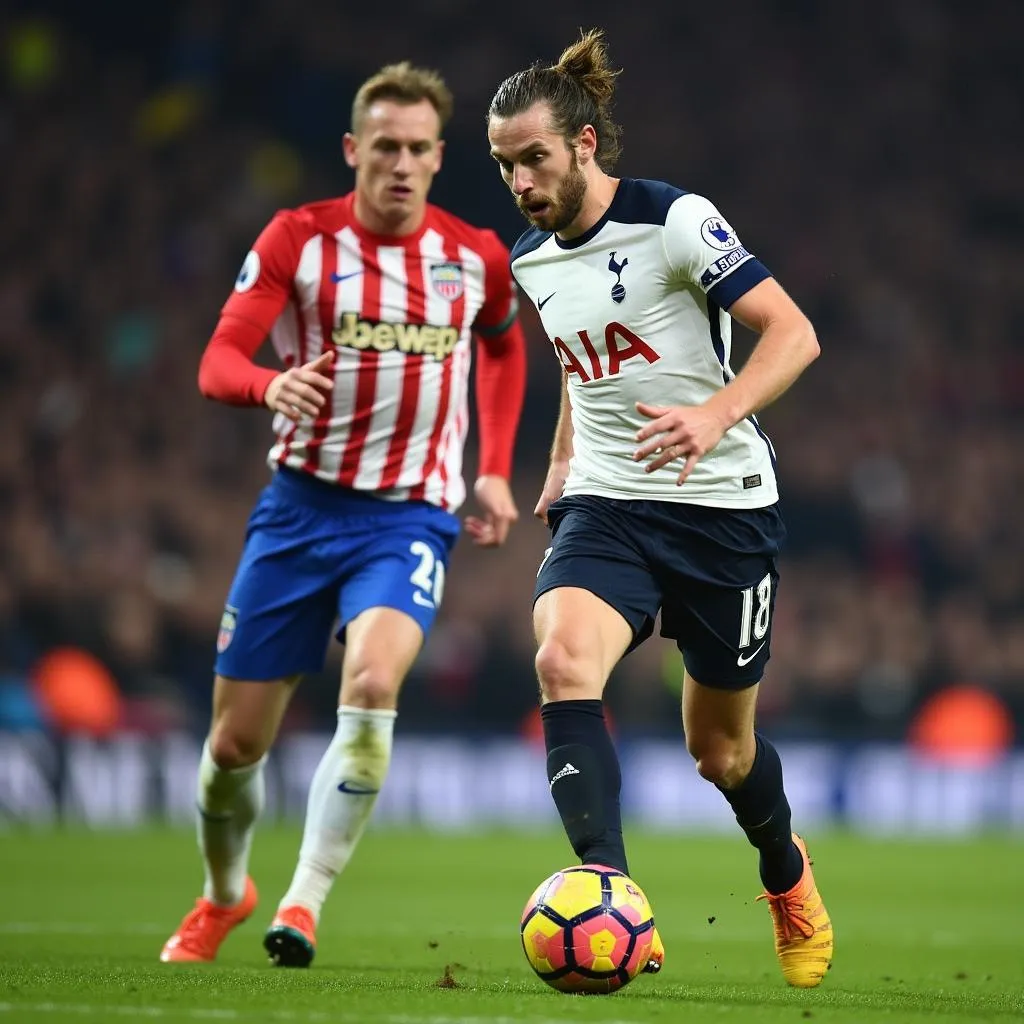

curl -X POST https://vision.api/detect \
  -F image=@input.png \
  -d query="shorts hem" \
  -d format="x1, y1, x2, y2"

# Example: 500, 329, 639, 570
335, 602, 431, 639
213, 661, 321, 682
533, 578, 652, 651
677, 651, 765, 691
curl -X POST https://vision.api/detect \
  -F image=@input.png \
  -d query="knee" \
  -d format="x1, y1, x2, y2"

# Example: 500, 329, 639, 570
535, 639, 598, 702
687, 735, 753, 790
207, 724, 268, 770
342, 663, 400, 709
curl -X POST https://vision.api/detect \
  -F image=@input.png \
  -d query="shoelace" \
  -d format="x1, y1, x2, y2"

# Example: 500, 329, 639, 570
756, 890, 815, 943
177, 900, 229, 952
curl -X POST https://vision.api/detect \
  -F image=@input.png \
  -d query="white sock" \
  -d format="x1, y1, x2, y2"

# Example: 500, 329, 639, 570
196, 740, 265, 906
279, 706, 396, 922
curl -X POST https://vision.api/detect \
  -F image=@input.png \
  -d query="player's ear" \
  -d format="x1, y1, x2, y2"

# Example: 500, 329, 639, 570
576, 124, 598, 165
433, 138, 445, 173
342, 132, 358, 169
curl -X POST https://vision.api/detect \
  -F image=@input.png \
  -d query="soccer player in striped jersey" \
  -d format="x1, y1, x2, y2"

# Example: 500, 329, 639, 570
161, 62, 526, 968
487, 31, 833, 987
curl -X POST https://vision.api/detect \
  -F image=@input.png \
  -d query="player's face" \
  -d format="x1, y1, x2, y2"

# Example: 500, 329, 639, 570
488, 104, 587, 235
344, 99, 444, 233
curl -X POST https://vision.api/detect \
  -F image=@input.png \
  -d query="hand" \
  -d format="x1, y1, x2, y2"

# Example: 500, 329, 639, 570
534, 460, 569, 525
633, 401, 728, 485
464, 475, 519, 547
265, 351, 334, 422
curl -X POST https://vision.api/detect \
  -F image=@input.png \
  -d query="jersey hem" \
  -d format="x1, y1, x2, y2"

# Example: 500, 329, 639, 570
560, 481, 779, 508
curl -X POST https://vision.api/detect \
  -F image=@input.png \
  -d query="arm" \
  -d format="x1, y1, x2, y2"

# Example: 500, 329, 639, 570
550, 370, 575, 462
534, 371, 574, 524
634, 194, 819, 483
197, 211, 333, 420
463, 235, 527, 547
635, 278, 818, 481
199, 315, 335, 420
701, 277, 819, 428
198, 315, 279, 406
465, 318, 526, 547
474, 317, 526, 480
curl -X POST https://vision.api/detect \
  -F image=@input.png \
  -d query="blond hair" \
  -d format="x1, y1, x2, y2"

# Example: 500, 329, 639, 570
352, 61, 454, 134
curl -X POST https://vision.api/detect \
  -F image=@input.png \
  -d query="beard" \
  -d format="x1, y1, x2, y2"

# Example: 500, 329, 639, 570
516, 153, 587, 234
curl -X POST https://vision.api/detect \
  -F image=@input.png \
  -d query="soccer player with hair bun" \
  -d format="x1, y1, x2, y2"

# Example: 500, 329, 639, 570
487, 28, 833, 987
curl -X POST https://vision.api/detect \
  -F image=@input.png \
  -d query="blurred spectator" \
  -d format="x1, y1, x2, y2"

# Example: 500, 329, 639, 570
2, 0, 1021, 739
909, 684, 1014, 766
31, 647, 123, 737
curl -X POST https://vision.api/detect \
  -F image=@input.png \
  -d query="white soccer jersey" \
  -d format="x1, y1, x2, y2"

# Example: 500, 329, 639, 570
510, 178, 778, 508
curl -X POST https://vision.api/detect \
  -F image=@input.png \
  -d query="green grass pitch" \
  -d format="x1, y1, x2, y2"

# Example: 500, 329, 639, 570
1, 826, 1021, 1023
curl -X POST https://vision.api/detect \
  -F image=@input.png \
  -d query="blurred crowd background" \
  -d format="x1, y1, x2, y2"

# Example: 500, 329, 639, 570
2, 0, 1021, 752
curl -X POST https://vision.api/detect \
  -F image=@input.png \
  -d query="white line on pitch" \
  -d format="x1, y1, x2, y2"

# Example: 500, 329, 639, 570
0, 1003, 647, 1024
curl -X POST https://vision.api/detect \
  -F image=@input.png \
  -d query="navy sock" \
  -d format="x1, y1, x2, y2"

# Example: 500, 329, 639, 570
540, 699, 628, 875
717, 733, 803, 894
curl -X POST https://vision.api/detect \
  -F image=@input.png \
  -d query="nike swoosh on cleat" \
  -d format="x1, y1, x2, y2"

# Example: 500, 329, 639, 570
537, 292, 556, 310
330, 270, 363, 283
736, 641, 767, 667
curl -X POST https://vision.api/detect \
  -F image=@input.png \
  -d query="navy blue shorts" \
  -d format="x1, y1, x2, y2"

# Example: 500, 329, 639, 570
534, 495, 787, 689
215, 469, 460, 681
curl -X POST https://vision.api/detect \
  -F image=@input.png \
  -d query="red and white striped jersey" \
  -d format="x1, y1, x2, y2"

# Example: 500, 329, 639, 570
221, 193, 518, 512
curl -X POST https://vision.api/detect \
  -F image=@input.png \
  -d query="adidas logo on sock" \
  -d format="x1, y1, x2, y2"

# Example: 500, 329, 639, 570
549, 762, 581, 787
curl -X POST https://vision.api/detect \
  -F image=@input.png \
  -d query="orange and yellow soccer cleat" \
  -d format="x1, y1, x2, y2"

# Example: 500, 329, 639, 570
160, 877, 258, 963
263, 905, 317, 968
642, 925, 665, 974
757, 834, 833, 988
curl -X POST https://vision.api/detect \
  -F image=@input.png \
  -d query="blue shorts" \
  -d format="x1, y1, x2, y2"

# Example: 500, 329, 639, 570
534, 495, 786, 689
215, 469, 460, 681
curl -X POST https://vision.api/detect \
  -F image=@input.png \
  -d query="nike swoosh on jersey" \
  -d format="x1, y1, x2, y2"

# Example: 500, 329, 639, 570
736, 642, 766, 667
337, 781, 380, 795
537, 292, 556, 310
330, 270, 363, 283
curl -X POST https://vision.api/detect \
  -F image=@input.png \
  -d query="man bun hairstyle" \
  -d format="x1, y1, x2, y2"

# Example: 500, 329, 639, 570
488, 27, 623, 172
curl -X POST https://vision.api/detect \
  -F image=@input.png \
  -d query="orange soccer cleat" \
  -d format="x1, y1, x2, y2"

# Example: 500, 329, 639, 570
642, 925, 665, 974
263, 905, 318, 968
757, 834, 834, 987
160, 877, 258, 963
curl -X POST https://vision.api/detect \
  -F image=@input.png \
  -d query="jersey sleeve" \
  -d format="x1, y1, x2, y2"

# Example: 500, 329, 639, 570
663, 194, 771, 310
472, 229, 520, 335
220, 209, 310, 332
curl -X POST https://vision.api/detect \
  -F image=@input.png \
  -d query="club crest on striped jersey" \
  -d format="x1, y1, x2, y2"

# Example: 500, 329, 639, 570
430, 262, 464, 301
217, 607, 238, 653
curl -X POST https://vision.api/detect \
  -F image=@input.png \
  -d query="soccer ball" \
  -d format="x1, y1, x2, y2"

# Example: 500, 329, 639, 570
520, 864, 655, 994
